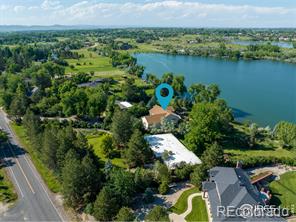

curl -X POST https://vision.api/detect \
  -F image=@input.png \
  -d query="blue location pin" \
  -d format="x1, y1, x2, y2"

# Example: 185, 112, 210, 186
155, 83, 174, 110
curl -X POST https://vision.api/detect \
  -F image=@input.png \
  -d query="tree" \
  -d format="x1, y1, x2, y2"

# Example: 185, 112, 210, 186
111, 110, 133, 147
189, 83, 220, 103
115, 207, 135, 222
108, 169, 135, 206
125, 129, 153, 168
274, 121, 296, 149
201, 142, 224, 169
145, 206, 169, 222
185, 101, 232, 155
62, 151, 101, 208
61, 150, 84, 208
161, 73, 174, 84
190, 164, 207, 189
248, 123, 259, 148
293, 42, 296, 49
159, 179, 169, 194
93, 186, 120, 221
101, 134, 115, 158
172, 75, 186, 95
42, 126, 59, 170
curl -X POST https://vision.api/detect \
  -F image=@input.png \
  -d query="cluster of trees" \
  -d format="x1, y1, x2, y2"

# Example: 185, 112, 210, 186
22, 110, 101, 207
274, 121, 296, 149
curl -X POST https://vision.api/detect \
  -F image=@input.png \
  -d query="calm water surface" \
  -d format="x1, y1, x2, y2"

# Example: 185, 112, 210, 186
135, 53, 296, 126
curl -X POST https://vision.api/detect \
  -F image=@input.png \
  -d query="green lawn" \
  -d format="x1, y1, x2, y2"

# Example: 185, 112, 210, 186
269, 171, 296, 213
87, 133, 127, 168
65, 49, 118, 74
170, 187, 200, 215
185, 196, 208, 222
0, 167, 17, 203
11, 124, 61, 193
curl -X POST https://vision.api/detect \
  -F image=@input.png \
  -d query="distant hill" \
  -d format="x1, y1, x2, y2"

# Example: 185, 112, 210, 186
0, 25, 104, 32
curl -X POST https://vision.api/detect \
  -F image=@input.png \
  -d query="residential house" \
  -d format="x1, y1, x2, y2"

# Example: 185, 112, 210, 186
202, 167, 285, 222
141, 105, 181, 130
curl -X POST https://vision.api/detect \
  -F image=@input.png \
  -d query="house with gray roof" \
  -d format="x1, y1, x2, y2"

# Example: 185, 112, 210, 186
202, 167, 285, 222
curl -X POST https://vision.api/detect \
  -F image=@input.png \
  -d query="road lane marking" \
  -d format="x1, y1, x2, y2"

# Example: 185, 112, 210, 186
6, 142, 35, 194
0, 148, 24, 198
23, 155, 64, 222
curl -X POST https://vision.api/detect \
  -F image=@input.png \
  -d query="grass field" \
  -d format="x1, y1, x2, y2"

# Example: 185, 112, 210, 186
65, 49, 119, 74
185, 196, 208, 222
86, 132, 127, 168
0, 167, 17, 204
269, 171, 296, 213
11, 124, 61, 193
170, 187, 200, 215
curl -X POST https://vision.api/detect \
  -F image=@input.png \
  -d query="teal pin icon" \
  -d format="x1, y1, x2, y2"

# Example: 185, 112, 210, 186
155, 83, 174, 110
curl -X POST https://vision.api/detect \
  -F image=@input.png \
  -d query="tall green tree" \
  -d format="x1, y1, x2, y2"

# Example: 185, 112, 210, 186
115, 207, 135, 222
93, 186, 120, 221
145, 206, 169, 222
185, 101, 232, 155
125, 129, 153, 168
111, 110, 133, 147
201, 142, 224, 169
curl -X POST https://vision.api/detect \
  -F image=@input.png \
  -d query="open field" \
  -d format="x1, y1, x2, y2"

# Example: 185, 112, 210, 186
65, 49, 119, 74
185, 196, 208, 222
86, 132, 127, 168
170, 187, 200, 215
269, 171, 296, 213
0, 167, 17, 203
11, 124, 61, 193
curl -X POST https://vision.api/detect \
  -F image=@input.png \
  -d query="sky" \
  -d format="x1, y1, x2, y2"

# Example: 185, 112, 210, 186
0, 0, 296, 27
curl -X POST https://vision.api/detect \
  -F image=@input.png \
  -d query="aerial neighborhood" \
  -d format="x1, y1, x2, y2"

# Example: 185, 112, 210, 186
0, 2, 296, 222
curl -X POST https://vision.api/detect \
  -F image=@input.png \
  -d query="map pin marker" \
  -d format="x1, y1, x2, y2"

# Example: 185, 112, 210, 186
155, 83, 174, 110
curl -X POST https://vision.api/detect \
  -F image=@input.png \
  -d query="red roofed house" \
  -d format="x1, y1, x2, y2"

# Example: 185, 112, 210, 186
141, 105, 181, 130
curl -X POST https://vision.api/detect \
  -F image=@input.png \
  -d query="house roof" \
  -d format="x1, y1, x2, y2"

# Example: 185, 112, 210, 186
116, 101, 133, 109
145, 133, 202, 168
203, 167, 285, 222
149, 105, 174, 116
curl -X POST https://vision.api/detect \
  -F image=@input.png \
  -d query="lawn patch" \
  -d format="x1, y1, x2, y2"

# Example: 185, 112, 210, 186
170, 187, 199, 215
269, 171, 296, 214
87, 132, 127, 168
185, 196, 208, 222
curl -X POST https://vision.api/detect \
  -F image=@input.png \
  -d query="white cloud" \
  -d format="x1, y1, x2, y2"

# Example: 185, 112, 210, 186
41, 0, 62, 10
14, 5, 26, 13
1, 1, 296, 27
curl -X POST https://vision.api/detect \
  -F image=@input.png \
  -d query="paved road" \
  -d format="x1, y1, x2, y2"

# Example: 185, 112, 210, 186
0, 110, 64, 221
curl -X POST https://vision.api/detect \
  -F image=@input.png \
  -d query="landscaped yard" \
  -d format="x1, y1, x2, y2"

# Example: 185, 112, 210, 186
86, 132, 127, 168
11, 124, 61, 193
269, 171, 296, 213
185, 196, 208, 222
170, 187, 200, 215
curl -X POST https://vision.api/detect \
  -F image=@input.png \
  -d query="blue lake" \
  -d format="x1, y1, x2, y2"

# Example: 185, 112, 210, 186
134, 53, 296, 126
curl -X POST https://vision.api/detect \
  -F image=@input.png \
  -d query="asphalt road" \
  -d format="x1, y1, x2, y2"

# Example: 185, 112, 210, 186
0, 110, 64, 222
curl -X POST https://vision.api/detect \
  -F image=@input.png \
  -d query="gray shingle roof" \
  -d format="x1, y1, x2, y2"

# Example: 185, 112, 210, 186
202, 167, 286, 222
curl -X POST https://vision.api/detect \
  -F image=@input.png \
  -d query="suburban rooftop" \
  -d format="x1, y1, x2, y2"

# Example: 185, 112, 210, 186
144, 133, 202, 168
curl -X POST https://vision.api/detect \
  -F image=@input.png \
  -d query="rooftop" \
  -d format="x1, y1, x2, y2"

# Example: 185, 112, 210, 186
144, 133, 202, 168
203, 167, 285, 221
116, 101, 133, 109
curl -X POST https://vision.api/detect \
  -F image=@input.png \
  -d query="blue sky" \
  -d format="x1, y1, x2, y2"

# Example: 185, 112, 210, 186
0, 0, 296, 27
